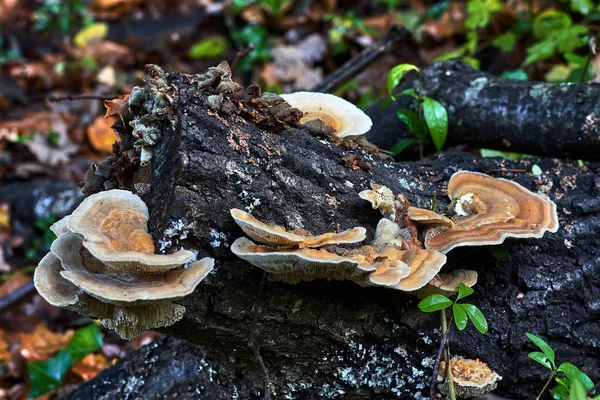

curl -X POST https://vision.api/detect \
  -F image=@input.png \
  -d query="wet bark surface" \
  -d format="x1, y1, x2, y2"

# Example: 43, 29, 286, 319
366, 60, 600, 161
59, 68, 600, 399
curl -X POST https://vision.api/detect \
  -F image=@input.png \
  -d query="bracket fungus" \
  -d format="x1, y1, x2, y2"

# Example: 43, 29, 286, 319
230, 210, 447, 292
424, 171, 559, 254
280, 92, 372, 138
33, 189, 215, 340
438, 357, 502, 398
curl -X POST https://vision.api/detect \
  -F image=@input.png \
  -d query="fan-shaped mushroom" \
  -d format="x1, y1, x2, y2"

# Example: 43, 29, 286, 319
438, 357, 502, 398
67, 189, 194, 272
424, 171, 559, 254
280, 92, 372, 138
414, 269, 478, 298
33, 189, 215, 340
230, 208, 366, 248
407, 207, 453, 228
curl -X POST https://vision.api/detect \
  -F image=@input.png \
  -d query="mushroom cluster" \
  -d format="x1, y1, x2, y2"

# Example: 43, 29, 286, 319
438, 357, 502, 398
359, 171, 559, 294
230, 209, 447, 291
34, 189, 214, 340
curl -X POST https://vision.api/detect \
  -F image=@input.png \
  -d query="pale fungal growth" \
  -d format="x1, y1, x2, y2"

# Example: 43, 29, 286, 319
359, 183, 398, 220
407, 207, 454, 228
34, 189, 215, 340
230, 208, 366, 248
230, 211, 447, 291
280, 92, 372, 138
438, 357, 502, 398
424, 171, 559, 254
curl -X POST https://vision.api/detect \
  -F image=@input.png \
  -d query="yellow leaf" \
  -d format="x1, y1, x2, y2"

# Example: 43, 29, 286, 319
74, 23, 109, 49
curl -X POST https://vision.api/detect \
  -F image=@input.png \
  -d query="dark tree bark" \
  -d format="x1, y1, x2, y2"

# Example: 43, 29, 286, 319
59, 68, 600, 400
365, 60, 600, 161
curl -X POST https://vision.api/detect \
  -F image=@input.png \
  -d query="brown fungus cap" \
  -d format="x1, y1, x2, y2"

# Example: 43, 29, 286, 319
359, 183, 397, 220
50, 215, 70, 237
67, 189, 194, 272
424, 171, 559, 254
374, 246, 447, 291
231, 237, 410, 286
280, 92, 372, 138
230, 208, 366, 248
438, 357, 502, 398
407, 207, 453, 228
414, 269, 478, 298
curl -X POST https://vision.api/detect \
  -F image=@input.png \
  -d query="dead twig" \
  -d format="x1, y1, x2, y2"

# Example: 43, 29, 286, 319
0, 281, 36, 311
231, 44, 256, 74
430, 317, 452, 400
48, 94, 120, 102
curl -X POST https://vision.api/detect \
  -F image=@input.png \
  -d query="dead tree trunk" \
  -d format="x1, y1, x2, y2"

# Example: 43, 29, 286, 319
366, 60, 600, 161
63, 66, 600, 400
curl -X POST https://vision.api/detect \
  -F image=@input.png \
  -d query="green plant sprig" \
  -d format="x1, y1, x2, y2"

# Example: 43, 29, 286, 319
526, 332, 598, 400
386, 63, 448, 159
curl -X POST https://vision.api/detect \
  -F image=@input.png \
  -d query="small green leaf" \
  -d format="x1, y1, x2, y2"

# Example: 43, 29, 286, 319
526, 333, 555, 365
557, 363, 594, 390
480, 148, 526, 159
396, 109, 427, 139
398, 88, 419, 99
456, 282, 474, 300
453, 303, 468, 330
64, 323, 103, 361
27, 350, 73, 398
570, 0, 593, 15
528, 351, 552, 369
578, 159, 584, 167
500, 69, 529, 81
390, 138, 416, 155
188, 36, 229, 59
489, 241, 511, 259
493, 31, 518, 52
422, 97, 448, 151
564, 53, 588, 66
74, 22, 108, 49
387, 64, 420, 99
461, 303, 488, 334
532, 164, 543, 176
418, 294, 453, 312
569, 377, 589, 400
550, 377, 570, 400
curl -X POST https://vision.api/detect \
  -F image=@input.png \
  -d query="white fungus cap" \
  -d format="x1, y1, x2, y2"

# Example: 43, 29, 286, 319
280, 92, 373, 138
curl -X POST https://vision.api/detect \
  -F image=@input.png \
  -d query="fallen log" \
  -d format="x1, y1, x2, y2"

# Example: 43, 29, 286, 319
62, 65, 600, 399
365, 60, 600, 161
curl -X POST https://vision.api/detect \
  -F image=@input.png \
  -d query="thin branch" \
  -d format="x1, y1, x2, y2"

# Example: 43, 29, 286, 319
0, 281, 36, 311
231, 44, 255, 74
312, 25, 417, 93
429, 320, 452, 400
48, 93, 120, 102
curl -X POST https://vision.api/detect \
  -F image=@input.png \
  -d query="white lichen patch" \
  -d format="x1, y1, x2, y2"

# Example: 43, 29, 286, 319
238, 190, 261, 212
464, 77, 488, 104
343, 180, 354, 188
209, 228, 230, 248
564, 239, 573, 249
159, 219, 194, 252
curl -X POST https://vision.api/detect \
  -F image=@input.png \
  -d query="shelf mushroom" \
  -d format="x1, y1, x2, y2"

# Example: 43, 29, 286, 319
230, 209, 447, 292
33, 189, 214, 340
280, 92, 372, 138
438, 357, 502, 398
424, 171, 559, 254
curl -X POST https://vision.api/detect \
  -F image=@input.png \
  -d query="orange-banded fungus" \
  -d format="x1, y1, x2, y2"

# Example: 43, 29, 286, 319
231, 237, 410, 286
230, 208, 366, 248
407, 207, 454, 228
67, 189, 194, 272
376, 246, 448, 292
33, 189, 215, 340
424, 171, 559, 254
280, 92, 372, 138
438, 357, 502, 398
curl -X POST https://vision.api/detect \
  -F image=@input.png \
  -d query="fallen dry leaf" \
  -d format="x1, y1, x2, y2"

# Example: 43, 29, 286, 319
87, 116, 119, 153
0, 203, 9, 231
71, 353, 109, 381
0, 330, 10, 362
0, 273, 30, 298
19, 325, 74, 361
103, 94, 130, 124
25, 117, 78, 166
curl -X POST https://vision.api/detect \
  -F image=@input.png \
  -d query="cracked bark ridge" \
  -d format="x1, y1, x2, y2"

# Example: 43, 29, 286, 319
366, 59, 600, 161
66, 69, 599, 400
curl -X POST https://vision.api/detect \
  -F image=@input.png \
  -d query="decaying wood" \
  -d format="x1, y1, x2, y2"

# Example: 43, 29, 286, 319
366, 60, 600, 161
58, 66, 600, 399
